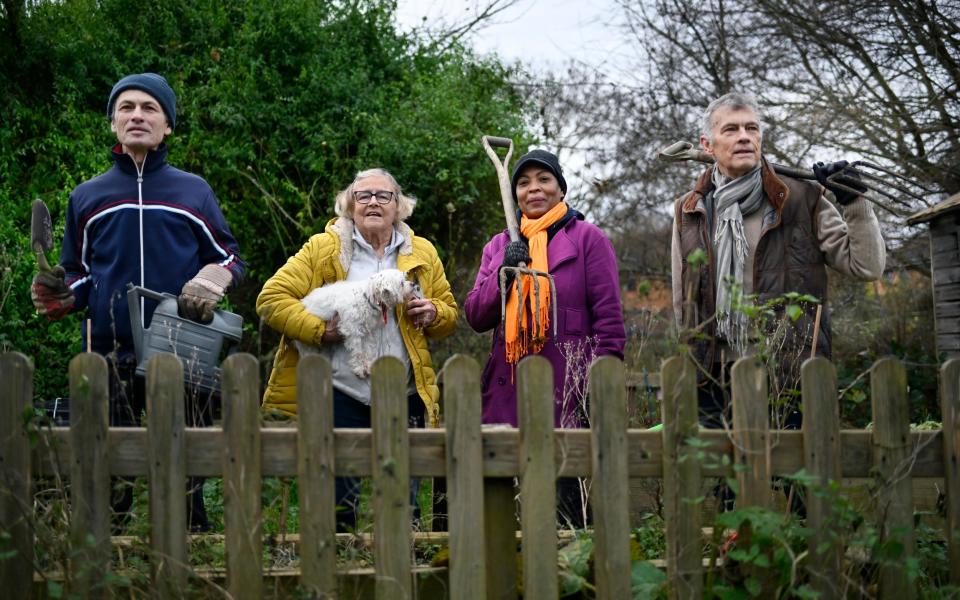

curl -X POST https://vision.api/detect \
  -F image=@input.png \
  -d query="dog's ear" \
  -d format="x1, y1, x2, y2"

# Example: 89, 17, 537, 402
367, 274, 382, 305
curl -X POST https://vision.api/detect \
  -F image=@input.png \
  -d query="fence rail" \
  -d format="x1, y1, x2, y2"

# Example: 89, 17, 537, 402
1, 350, 958, 599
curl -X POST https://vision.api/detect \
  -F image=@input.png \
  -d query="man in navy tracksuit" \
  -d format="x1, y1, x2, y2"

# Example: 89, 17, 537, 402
30, 73, 245, 531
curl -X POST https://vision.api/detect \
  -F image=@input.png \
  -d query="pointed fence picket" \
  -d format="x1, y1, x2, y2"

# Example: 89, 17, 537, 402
146, 353, 188, 594
0, 350, 957, 599
941, 359, 960, 586
518, 356, 558, 600
660, 355, 702, 600
222, 353, 263, 599
68, 352, 111, 596
588, 356, 631, 600
801, 357, 842, 600
296, 353, 338, 597
442, 355, 486, 600
871, 358, 916, 600
0, 352, 32, 600
371, 357, 413, 600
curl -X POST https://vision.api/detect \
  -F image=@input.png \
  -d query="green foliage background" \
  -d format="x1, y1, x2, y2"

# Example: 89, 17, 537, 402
0, 0, 534, 400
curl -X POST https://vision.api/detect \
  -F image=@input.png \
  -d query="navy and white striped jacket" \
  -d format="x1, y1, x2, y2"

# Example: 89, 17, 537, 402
61, 144, 245, 356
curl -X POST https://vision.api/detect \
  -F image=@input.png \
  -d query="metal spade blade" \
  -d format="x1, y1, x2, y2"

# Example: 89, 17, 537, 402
31, 199, 53, 272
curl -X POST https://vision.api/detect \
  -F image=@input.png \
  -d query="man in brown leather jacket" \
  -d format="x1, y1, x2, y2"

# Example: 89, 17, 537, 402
670, 92, 885, 430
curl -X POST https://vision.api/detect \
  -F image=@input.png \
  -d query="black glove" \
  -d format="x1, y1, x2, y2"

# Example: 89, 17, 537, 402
499, 240, 531, 290
501, 240, 531, 269
813, 160, 867, 206
31, 265, 75, 320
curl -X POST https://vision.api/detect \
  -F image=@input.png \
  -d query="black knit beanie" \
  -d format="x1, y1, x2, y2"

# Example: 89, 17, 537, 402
106, 73, 177, 129
510, 149, 568, 200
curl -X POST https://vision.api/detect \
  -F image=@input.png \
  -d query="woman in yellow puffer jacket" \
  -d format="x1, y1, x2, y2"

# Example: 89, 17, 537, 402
257, 168, 457, 531
258, 168, 457, 425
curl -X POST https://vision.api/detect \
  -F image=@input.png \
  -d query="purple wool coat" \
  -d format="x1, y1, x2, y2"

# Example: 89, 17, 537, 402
464, 214, 626, 428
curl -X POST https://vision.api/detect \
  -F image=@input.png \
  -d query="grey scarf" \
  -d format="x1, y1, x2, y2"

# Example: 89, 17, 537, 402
712, 165, 765, 354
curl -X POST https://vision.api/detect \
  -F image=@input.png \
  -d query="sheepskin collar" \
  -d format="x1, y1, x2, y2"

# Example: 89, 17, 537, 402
330, 217, 414, 273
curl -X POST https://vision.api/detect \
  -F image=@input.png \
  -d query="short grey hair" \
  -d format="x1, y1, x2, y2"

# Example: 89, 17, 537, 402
333, 168, 417, 222
701, 92, 763, 142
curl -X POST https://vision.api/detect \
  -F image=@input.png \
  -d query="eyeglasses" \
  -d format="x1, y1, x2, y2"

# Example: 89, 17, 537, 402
353, 190, 396, 205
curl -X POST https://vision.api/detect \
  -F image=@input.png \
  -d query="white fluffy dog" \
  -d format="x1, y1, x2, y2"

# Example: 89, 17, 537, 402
294, 269, 422, 377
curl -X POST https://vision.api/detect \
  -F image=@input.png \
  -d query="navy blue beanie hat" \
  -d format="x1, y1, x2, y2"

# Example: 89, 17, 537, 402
510, 149, 568, 200
106, 73, 177, 129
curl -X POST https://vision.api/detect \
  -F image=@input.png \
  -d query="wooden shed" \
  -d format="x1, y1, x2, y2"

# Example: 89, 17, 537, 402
907, 191, 960, 357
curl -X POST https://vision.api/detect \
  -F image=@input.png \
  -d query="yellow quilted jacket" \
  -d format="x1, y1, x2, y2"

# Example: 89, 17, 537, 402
257, 218, 458, 426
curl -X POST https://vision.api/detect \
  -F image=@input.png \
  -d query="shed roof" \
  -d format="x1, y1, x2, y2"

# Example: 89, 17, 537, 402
907, 191, 960, 225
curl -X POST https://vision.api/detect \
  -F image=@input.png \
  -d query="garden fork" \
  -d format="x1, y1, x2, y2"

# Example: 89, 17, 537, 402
656, 140, 933, 218
481, 135, 558, 340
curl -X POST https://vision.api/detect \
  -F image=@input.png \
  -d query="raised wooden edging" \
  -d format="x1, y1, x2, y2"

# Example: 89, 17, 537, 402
3, 351, 959, 600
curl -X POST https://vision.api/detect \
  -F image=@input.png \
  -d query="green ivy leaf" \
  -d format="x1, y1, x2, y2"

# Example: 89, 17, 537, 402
47, 581, 63, 599
630, 560, 667, 599
792, 584, 821, 599
687, 248, 708, 268
785, 304, 803, 321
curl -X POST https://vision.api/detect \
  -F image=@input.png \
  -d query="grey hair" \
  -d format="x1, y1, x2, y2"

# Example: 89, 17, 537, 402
701, 92, 763, 142
333, 168, 417, 222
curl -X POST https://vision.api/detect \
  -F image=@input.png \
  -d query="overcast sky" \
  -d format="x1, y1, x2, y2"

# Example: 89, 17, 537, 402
393, 0, 644, 209
394, 0, 633, 78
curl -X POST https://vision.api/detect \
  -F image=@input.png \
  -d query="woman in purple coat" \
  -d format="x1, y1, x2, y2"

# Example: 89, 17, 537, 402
465, 149, 626, 527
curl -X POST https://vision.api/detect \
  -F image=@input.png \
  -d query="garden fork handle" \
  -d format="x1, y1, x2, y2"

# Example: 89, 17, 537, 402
481, 135, 520, 243
658, 141, 814, 179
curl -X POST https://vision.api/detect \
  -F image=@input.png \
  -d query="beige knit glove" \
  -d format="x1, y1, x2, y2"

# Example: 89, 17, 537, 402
178, 264, 232, 323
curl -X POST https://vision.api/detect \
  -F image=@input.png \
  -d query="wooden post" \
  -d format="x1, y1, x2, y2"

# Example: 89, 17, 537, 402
588, 356, 631, 600
297, 354, 338, 598
801, 357, 841, 600
371, 356, 412, 600
0, 353, 33, 599
660, 355, 702, 599
731, 356, 771, 508
222, 353, 263, 600
146, 353, 188, 597
871, 358, 916, 600
443, 355, 487, 600
69, 352, 111, 595
517, 355, 557, 600
942, 359, 960, 585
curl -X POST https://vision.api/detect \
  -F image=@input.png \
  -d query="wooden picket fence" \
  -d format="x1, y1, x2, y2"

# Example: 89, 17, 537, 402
1, 350, 959, 599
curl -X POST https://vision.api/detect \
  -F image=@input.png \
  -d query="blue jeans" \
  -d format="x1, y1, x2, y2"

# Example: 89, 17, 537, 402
333, 388, 425, 532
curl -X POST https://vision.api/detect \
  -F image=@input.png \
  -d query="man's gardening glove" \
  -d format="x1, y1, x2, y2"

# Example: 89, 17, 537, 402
31, 265, 75, 320
813, 160, 867, 206
500, 240, 532, 289
178, 264, 232, 323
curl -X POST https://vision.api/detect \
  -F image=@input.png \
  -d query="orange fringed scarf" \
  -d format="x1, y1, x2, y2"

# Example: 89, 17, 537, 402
505, 201, 568, 364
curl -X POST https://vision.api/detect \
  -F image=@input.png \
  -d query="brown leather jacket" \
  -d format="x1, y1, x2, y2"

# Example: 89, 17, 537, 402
676, 159, 830, 374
